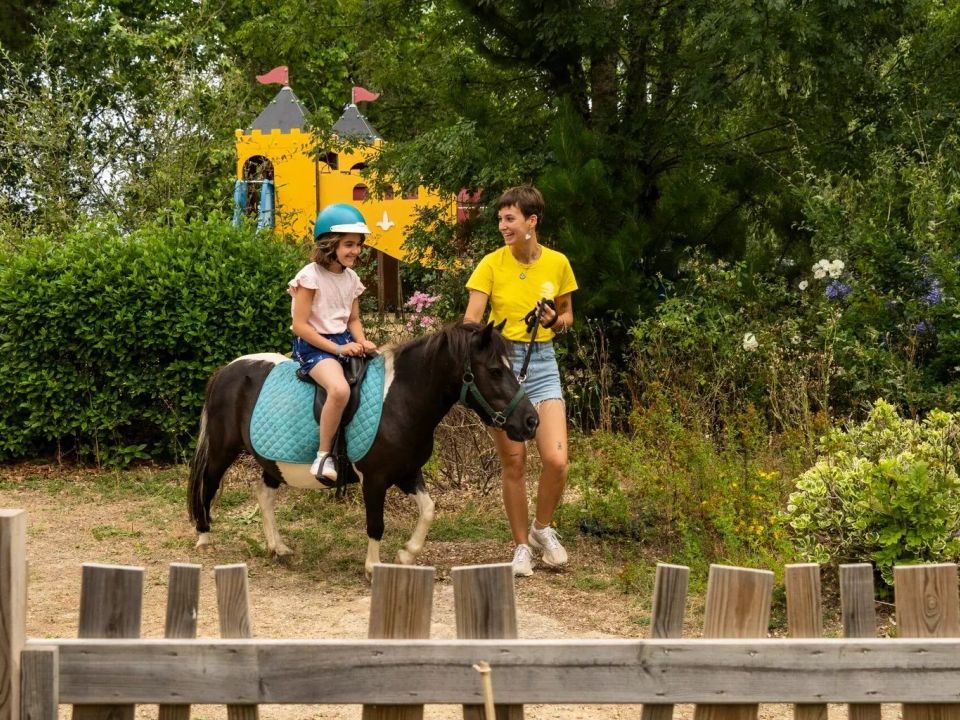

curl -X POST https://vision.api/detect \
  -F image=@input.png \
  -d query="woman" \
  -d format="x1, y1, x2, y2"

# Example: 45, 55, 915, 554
463, 185, 578, 576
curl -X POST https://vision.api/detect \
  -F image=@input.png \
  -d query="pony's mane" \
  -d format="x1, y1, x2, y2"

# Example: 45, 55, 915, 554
408, 320, 509, 365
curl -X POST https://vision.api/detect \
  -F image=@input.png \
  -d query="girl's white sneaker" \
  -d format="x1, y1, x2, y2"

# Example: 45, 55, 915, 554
310, 452, 337, 481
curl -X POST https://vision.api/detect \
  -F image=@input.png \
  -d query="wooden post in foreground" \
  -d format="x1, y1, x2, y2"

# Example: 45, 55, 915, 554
363, 564, 435, 720
894, 563, 960, 720
840, 563, 881, 720
0, 510, 26, 720
216, 564, 258, 720
785, 564, 826, 720
693, 565, 773, 720
641, 563, 689, 720
158, 563, 201, 720
20, 646, 57, 720
453, 563, 522, 720
72, 563, 144, 720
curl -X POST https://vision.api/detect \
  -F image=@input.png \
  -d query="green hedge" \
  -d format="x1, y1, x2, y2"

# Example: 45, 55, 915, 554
0, 215, 306, 464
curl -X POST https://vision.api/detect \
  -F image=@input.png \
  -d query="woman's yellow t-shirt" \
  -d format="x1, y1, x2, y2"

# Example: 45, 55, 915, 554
465, 246, 579, 342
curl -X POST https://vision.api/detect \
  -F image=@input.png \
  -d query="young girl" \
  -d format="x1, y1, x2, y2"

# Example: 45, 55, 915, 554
289, 203, 377, 481
463, 185, 578, 576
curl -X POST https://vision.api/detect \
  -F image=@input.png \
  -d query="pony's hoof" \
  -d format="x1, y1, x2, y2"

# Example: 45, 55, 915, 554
396, 548, 415, 566
272, 545, 294, 563
195, 533, 213, 552
364, 562, 375, 582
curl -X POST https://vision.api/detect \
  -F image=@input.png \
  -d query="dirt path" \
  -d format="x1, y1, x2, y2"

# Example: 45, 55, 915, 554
1, 471, 897, 720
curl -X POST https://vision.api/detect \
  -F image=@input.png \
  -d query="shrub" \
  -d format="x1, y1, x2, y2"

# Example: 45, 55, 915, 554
629, 256, 835, 440
791, 138, 960, 416
783, 400, 960, 584
558, 396, 797, 575
0, 214, 306, 464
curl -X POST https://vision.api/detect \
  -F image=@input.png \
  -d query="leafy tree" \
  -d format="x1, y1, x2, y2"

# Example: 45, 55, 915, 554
349, 0, 944, 329
0, 0, 358, 234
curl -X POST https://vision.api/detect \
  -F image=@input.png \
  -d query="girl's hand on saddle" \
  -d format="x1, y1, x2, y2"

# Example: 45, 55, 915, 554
360, 339, 378, 354
340, 342, 365, 357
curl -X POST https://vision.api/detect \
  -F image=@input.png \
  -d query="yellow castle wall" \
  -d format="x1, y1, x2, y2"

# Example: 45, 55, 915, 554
235, 129, 317, 240
236, 131, 453, 261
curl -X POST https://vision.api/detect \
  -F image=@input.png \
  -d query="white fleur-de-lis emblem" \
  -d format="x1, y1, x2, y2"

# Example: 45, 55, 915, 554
377, 211, 395, 231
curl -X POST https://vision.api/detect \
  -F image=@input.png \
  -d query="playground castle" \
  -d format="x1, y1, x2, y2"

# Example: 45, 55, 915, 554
233, 85, 453, 250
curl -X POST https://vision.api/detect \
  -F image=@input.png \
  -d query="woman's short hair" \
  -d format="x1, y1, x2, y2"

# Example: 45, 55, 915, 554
498, 185, 544, 222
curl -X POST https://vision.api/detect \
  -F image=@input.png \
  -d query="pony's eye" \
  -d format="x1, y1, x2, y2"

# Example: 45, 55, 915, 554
488, 366, 503, 379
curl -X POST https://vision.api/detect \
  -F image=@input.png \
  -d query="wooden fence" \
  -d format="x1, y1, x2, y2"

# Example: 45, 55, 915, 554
4, 508, 960, 720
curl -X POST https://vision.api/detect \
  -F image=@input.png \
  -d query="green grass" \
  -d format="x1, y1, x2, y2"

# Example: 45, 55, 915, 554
91, 525, 143, 541
429, 501, 510, 541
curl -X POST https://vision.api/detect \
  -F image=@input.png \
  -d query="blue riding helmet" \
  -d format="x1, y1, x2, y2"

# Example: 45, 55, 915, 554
313, 203, 371, 239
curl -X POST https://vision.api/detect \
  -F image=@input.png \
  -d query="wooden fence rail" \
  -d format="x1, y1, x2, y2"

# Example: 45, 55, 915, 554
5, 509, 960, 719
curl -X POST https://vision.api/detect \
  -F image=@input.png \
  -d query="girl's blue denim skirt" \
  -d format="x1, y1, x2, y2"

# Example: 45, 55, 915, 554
292, 331, 353, 378
510, 340, 563, 406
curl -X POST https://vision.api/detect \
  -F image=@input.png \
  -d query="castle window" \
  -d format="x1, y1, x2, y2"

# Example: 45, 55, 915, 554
350, 162, 367, 173
402, 188, 419, 200
320, 151, 338, 171
383, 186, 395, 201
353, 184, 369, 201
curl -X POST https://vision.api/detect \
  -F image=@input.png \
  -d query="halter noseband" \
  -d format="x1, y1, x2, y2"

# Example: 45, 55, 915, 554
459, 360, 528, 428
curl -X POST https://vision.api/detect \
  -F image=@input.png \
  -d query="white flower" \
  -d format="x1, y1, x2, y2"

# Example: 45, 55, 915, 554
828, 259, 845, 278
791, 335, 801, 345
798, 280, 809, 291
742, 332, 759, 352
813, 267, 827, 279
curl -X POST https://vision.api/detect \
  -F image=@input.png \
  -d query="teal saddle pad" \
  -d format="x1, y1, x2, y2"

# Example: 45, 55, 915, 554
249, 355, 386, 465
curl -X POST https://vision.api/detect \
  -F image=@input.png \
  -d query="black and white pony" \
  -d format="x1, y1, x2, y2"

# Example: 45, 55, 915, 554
187, 321, 538, 575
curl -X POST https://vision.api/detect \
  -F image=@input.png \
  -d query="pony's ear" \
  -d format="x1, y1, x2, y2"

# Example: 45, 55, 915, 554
494, 319, 507, 334
478, 320, 495, 348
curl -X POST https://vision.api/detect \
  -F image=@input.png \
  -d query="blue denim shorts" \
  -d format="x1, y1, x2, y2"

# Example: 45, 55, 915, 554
292, 332, 353, 378
510, 340, 564, 406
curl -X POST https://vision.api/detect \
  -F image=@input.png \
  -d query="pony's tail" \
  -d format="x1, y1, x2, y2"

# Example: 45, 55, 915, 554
187, 405, 209, 525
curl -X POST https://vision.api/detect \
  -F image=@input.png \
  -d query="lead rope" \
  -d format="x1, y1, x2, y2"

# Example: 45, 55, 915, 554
517, 299, 555, 383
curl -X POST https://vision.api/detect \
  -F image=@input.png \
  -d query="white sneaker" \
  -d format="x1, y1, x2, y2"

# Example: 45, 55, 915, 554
512, 544, 534, 577
528, 522, 568, 567
310, 451, 337, 482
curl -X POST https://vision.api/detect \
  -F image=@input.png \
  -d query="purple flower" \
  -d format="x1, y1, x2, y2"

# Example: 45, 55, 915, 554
825, 280, 852, 300
923, 278, 943, 305
913, 321, 934, 334
405, 290, 441, 313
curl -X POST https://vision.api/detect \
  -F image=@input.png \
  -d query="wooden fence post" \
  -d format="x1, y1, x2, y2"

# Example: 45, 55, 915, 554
785, 563, 826, 720
0, 510, 27, 720
840, 563, 881, 720
20, 646, 57, 720
216, 563, 258, 720
72, 563, 144, 720
894, 563, 960, 720
452, 563, 522, 720
640, 563, 689, 720
693, 565, 773, 720
363, 564, 435, 720
159, 563, 201, 720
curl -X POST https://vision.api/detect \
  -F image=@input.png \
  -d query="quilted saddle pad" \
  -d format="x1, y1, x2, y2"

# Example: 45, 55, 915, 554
249, 356, 386, 465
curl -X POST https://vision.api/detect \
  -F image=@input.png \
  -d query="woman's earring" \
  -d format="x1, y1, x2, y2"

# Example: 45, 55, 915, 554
525, 233, 531, 240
